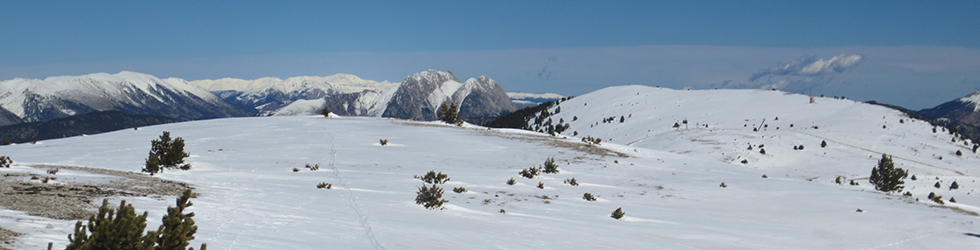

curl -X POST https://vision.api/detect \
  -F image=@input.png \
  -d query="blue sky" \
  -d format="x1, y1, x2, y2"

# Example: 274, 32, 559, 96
2, 1, 979, 109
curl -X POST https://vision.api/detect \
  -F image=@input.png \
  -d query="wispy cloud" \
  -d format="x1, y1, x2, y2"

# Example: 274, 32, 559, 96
750, 54, 863, 81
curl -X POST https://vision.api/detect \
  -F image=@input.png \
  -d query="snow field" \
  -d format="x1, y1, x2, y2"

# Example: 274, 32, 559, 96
0, 102, 977, 249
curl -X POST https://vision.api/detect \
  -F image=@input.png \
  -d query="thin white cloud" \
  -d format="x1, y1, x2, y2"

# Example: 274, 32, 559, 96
750, 54, 863, 81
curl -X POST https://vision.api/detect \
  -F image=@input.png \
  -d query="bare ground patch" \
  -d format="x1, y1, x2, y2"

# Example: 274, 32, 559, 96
0, 165, 191, 221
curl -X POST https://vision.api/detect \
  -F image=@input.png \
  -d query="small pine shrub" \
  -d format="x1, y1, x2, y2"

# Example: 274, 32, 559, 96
821, 140, 827, 148
380, 139, 388, 146
850, 180, 859, 186
452, 187, 467, 193
519, 167, 540, 179
506, 178, 516, 185
583, 192, 597, 201
317, 182, 332, 189
911, 175, 917, 181
835, 176, 844, 185
930, 194, 945, 205
950, 197, 957, 203
956, 150, 963, 156
720, 182, 727, 188
564, 178, 579, 186
305, 164, 320, 171
762, 174, 768, 178
537, 182, 545, 189
950, 181, 959, 190
416, 171, 450, 184
928, 192, 936, 199
321, 106, 330, 117
759, 148, 766, 155
934, 182, 941, 189
542, 157, 559, 174
498, 209, 506, 214
415, 184, 447, 209
0, 156, 11, 168
798, 145, 804, 150
611, 207, 625, 220
903, 191, 912, 197
741, 159, 748, 164
292, 168, 300, 172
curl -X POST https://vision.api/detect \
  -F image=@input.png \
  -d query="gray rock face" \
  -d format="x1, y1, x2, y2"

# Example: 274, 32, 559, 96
382, 70, 462, 120
457, 76, 518, 124
379, 70, 517, 122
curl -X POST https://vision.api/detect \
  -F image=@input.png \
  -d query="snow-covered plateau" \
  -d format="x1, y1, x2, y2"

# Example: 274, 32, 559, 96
1, 85, 979, 249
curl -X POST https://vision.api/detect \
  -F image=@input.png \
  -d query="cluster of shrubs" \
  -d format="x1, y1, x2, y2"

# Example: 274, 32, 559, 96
380, 139, 388, 146
519, 167, 540, 179
416, 171, 450, 209
305, 164, 320, 171
66, 189, 206, 250
581, 136, 602, 146
316, 182, 333, 189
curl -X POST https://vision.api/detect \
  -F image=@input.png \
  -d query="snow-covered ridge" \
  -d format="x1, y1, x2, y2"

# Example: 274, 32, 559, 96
957, 91, 980, 112
189, 73, 396, 93
507, 92, 565, 100
0, 71, 232, 122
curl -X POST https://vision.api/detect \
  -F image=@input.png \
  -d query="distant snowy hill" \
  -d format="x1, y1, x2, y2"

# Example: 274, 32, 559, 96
508, 92, 564, 109
920, 91, 980, 141
0, 71, 247, 126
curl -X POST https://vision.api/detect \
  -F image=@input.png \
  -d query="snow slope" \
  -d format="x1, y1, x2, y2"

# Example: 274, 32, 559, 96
1, 87, 979, 249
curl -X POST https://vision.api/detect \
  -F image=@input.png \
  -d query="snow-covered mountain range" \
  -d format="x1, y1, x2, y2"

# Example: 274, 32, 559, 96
2, 85, 979, 249
0, 71, 247, 126
264, 70, 517, 123
190, 74, 398, 115
0, 70, 520, 130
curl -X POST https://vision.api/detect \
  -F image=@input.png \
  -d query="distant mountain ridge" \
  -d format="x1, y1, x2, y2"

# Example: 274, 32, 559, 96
190, 74, 398, 115
0, 110, 173, 144
260, 70, 517, 123
918, 91, 980, 142
0, 71, 247, 127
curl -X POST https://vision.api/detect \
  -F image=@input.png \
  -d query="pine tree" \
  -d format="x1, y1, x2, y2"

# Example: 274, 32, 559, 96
415, 184, 447, 209
437, 102, 464, 126
66, 199, 156, 250
152, 189, 199, 250
542, 157, 559, 174
321, 106, 330, 117
821, 140, 827, 148
869, 154, 908, 193
143, 132, 191, 175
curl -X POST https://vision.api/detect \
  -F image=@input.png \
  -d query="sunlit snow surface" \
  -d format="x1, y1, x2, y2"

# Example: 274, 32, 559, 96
2, 86, 980, 249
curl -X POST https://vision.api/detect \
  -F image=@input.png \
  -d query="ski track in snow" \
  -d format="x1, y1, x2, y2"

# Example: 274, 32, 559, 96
320, 121, 385, 250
